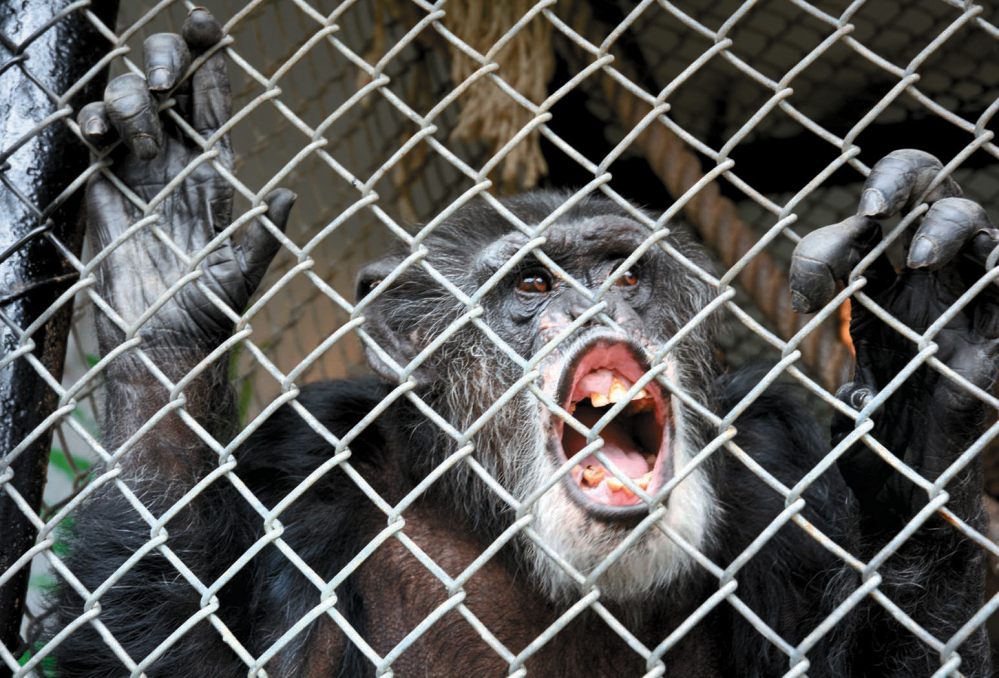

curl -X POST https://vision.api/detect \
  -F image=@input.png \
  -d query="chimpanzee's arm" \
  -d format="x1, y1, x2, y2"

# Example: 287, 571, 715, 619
43, 10, 293, 675
791, 150, 996, 675
81, 10, 293, 474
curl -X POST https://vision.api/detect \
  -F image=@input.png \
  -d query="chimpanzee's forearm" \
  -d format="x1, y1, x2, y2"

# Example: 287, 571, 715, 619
99, 344, 236, 484
78, 7, 290, 486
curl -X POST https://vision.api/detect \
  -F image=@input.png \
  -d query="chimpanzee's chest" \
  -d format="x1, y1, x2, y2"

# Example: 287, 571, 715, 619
347, 505, 722, 678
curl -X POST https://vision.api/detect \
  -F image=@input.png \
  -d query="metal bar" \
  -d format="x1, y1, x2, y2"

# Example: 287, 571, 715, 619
0, 0, 119, 670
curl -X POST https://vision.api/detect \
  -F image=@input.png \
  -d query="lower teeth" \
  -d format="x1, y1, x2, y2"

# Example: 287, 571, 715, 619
582, 465, 605, 487
573, 465, 654, 494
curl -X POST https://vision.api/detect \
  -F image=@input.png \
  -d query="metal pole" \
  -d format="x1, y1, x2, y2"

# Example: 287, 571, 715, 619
0, 1, 118, 671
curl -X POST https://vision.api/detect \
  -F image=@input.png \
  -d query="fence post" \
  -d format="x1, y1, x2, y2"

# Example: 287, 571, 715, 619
0, 0, 118, 670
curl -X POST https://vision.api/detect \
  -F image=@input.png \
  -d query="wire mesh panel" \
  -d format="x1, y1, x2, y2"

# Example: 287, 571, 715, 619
2, 0, 999, 676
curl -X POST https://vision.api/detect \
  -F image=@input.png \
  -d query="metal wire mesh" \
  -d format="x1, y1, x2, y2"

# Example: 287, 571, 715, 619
2, 0, 999, 675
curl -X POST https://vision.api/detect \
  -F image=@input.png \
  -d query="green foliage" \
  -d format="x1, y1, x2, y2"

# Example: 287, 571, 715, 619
229, 340, 256, 424
18, 642, 56, 674
50, 516, 75, 557
29, 574, 56, 590
47, 448, 92, 481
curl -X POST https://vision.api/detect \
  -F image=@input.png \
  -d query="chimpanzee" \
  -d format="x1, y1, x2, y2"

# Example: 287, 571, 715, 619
39, 8, 997, 677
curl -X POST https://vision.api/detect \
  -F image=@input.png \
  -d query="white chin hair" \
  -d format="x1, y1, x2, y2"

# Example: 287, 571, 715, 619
523, 404, 718, 604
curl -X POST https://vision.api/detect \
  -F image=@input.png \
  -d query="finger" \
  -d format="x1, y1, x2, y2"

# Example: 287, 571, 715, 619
835, 440, 892, 515
103, 73, 163, 161
858, 149, 962, 219
835, 381, 877, 411
916, 337, 999, 486
968, 229, 999, 267
183, 7, 224, 52
237, 188, 296, 290
789, 215, 887, 313
189, 52, 231, 138
144, 33, 191, 92
181, 8, 230, 137
78, 101, 116, 148
973, 285, 999, 340
907, 197, 994, 270
832, 382, 890, 510
85, 174, 130, 252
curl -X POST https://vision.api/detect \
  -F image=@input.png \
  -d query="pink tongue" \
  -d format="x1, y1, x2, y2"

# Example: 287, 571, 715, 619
591, 429, 649, 476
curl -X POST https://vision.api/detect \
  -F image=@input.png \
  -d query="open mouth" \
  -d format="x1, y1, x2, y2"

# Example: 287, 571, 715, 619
553, 338, 673, 517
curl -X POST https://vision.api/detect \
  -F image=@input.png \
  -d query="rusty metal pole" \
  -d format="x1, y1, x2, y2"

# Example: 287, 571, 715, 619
0, 1, 118, 670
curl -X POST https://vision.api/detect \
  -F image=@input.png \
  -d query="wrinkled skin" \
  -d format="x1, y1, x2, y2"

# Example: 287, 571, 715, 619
790, 149, 999, 531
78, 11, 294, 360
40, 9, 996, 678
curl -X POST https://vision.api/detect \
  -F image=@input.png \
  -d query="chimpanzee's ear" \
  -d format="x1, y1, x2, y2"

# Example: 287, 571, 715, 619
355, 258, 437, 387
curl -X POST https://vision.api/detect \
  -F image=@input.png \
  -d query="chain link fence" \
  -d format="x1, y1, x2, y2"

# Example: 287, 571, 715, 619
2, 0, 999, 675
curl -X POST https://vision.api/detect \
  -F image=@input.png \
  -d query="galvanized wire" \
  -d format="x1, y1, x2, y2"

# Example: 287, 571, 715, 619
2, 0, 999, 676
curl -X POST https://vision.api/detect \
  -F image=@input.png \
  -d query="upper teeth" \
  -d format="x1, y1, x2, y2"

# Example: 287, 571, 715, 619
590, 376, 649, 406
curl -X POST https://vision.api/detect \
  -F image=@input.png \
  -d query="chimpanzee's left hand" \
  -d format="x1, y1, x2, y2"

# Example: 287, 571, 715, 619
789, 150, 999, 526
79, 8, 294, 360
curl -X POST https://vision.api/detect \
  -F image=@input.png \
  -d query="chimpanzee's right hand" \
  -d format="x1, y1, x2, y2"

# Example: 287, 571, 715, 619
80, 8, 294, 359
789, 150, 999, 528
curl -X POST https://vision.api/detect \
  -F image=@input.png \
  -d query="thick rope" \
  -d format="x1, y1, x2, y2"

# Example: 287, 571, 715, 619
446, 0, 554, 192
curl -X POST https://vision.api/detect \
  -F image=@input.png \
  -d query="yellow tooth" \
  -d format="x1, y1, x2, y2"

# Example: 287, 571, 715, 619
636, 473, 650, 490
590, 392, 609, 407
583, 465, 605, 487
606, 475, 636, 497
636, 388, 649, 399
609, 379, 627, 404
645, 454, 656, 469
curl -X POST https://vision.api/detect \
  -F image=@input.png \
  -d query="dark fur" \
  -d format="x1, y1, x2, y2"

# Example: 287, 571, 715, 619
41, 193, 987, 677
44, 368, 963, 677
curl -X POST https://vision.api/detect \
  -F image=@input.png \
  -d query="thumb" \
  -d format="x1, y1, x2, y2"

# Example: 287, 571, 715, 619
238, 188, 296, 290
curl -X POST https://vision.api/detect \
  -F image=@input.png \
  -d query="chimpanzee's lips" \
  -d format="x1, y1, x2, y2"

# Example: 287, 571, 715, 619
551, 337, 673, 521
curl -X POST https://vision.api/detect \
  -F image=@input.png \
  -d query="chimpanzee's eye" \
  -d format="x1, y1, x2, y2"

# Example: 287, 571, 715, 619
616, 269, 638, 286
516, 270, 552, 294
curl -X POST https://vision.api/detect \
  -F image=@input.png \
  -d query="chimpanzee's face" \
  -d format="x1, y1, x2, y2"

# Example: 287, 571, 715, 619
358, 200, 721, 601
463, 214, 721, 601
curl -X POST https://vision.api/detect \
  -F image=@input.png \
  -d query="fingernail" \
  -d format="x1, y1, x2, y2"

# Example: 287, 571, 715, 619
130, 134, 160, 160
188, 6, 212, 22
858, 188, 888, 217
185, 7, 223, 47
849, 387, 873, 409
147, 67, 173, 91
791, 290, 813, 314
908, 235, 937, 268
84, 117, 107, 137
